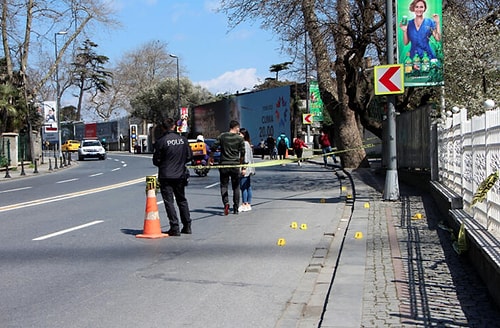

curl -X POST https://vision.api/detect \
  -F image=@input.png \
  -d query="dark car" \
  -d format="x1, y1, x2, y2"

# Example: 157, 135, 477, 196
204, 138, 221, 164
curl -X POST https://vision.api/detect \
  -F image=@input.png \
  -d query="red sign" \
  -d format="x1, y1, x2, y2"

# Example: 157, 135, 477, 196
84, 122, 97, 139
302, 113, 314, 124
45, 126, 57, 133
374, 64, 404, 95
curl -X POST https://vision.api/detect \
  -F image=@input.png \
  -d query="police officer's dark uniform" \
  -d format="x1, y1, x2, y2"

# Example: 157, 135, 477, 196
153, 119, 193, 235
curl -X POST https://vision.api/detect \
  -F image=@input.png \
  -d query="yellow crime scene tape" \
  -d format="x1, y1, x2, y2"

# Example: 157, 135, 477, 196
186, 142, 379, 170
471, 171, 499, 207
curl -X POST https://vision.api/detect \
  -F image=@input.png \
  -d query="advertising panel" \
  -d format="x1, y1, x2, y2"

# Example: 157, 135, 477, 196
43, 101, 57, 125
193, 86, 291, 146
397, 0, 444, 87
309, 81, 324, 122
238, 86, 291, 146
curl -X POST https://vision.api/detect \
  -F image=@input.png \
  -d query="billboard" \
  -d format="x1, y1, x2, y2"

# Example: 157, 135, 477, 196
397, 0, 444, 87
309, 81, 324, 122
43, 101, 57, 124
193, 86, 291, 146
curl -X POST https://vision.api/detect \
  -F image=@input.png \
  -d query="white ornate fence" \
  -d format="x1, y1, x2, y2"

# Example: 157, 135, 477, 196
438, 107, 500, 237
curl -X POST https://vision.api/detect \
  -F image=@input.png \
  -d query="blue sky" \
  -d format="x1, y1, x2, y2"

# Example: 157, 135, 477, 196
96, 0, 291, 94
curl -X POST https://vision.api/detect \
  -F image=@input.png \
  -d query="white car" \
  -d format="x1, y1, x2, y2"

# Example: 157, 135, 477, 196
78, 139, 107, 161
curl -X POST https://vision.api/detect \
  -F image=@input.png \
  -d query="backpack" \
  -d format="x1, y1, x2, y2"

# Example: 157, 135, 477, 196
278, 137, 287, 150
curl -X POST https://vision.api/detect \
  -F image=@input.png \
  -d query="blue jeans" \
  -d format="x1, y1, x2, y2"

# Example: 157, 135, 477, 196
240, 176, 252, 204
322, 146, 336, 165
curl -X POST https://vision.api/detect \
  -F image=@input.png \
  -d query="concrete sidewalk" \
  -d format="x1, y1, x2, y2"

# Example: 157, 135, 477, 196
1, 152, 77, 180
318, 167, 500, 327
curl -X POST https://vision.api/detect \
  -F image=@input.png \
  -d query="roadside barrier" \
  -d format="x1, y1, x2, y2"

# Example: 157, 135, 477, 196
136, 176, 169, 239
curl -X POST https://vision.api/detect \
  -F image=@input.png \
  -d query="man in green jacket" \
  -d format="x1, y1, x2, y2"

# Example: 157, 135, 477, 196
210, 120, 245, 215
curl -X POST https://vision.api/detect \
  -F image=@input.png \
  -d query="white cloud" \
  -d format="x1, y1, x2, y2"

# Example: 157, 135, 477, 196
196, 68, 260, 94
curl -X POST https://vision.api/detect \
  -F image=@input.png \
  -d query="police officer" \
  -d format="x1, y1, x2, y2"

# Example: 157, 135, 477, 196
153, 117, 193, 235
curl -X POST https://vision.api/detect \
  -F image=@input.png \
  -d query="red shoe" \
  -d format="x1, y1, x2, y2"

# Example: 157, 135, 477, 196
224, 204, 230, 216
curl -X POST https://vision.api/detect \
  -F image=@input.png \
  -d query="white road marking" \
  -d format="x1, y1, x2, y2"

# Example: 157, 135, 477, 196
56, 178, 79, 184
33, 220, 104, 241
0, 186, 32, 194
111, 168, 120, 172
89, 173, 103, 177
205, 182, 220, 189
0, 177, 145, 213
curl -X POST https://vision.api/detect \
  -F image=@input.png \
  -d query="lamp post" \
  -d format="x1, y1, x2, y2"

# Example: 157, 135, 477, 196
304, 33, 311, 144
54, 31, 67, 160
169, 54, 180, 116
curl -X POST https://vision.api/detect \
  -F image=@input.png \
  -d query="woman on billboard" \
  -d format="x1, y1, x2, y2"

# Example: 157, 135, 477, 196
400, 0, 441, 59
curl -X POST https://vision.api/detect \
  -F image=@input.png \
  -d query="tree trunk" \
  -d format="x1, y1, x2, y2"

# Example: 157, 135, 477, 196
1, 0, 13, 78
302, 0, 368, 168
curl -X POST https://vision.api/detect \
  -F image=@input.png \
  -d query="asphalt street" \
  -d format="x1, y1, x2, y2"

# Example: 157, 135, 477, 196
1, 153, 500, 327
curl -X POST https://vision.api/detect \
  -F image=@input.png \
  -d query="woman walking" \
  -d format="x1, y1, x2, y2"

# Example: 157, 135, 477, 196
239, 128, 255, 212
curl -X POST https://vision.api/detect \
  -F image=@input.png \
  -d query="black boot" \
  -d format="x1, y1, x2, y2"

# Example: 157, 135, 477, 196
181, 225, 192, 234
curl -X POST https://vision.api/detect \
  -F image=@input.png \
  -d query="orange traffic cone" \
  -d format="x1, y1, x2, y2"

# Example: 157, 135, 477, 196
136, 184, 169, 239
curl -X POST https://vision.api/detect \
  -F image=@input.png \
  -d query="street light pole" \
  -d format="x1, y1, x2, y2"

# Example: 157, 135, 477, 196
54, 31, 67, 160
304, 33, 311, 144
169, 54, 180, 116
382, 0, 400, 200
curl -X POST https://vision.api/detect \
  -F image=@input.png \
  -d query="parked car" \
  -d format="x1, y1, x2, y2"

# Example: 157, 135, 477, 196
61, 140, 80, 152
78, 139, 107, 161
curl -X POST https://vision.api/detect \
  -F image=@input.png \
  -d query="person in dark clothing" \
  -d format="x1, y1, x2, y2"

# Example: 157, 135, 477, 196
265, 135, 276, 159
276, 132, 290, 162
210, 120, 245, 215
152, 118, 193, 235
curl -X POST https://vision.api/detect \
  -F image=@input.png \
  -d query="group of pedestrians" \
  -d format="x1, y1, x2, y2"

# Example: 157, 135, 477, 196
207, 120, 255, 215
152, 117, 337, 236
152, 118, 256, 236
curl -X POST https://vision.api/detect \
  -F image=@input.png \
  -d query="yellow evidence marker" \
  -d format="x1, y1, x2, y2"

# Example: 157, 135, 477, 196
355, 232, 363, 239
290, 222, 298, 229
277, 238, 286, 246
412, 213, 424, 220
364, 202, 370, 208
300, 223, 308, 230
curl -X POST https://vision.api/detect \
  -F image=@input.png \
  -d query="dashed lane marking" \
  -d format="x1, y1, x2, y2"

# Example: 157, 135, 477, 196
33, 220, 104, 241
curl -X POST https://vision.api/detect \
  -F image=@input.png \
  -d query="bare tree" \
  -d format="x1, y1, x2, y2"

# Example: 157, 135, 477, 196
116, 40, 176, 94
0, 0, 118, 133
219, 0, 499, 167
219, 0, 383, 167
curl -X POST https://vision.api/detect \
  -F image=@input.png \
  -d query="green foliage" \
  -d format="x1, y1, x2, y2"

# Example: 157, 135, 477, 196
130, 78, 215, 122
71, 39, 112, 120
443, 11, 500, 116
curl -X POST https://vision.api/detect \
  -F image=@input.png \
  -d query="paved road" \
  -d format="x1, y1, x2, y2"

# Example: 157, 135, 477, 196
2, 154, 500, 327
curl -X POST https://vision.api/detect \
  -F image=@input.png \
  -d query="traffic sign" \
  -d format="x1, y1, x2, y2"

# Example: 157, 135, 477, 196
302, 113, 314, 124
374, 64, 404, 95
